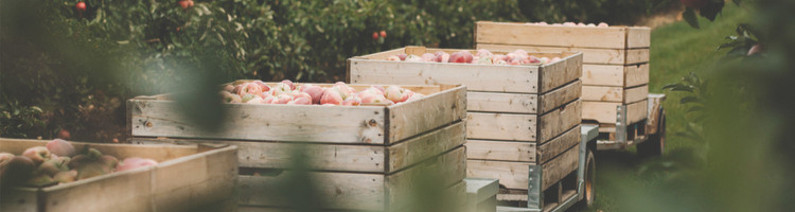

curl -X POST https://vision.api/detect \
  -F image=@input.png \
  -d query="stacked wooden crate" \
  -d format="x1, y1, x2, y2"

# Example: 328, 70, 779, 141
348, 46, 583, 202
0, 138, 238, 212
476, 21, 650, 132
128, 82, 467, 211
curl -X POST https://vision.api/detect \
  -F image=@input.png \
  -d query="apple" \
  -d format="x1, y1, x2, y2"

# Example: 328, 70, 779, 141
57, 129, 71, 140
47, 139, 76, 157
288, 92, 312, 105
372, 32, 379, 40
116, 157, 158, 172
476, 49, 493, 57
320, 88, 344, 105
220, 91, 242, 103
387, 55, 401, 61
384, 86, 404, 103
22, 146, 51, 165
342, 96, 362, 106
275, 94, 293, 104
178, 0, 191, 9
253, 80, 271, 92
421, 53, 436, 62
76, 2, 86, 11
405, 55, 423, 62
397, 53, 408, 61
300, 84, 325, 104
53, 170, 78, 184
380, 30, 387, 38
406, 93, 425, 102
223, 84, 235, 92
598, 22, 609, 27
563, 22, 576, 26
246, 96, 266, 104
434, 51, 450, 63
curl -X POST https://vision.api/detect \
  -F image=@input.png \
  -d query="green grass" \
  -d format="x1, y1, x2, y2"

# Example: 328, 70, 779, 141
574, 3, 752, 212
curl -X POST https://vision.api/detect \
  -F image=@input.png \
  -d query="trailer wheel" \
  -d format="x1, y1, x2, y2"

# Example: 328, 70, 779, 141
638, 110, 666, 157
578, 149, 596, 208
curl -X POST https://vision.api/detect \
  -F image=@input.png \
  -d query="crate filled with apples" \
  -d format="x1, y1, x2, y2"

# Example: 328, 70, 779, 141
128, 81, 467, 211
0, 138, 237, 212
348, 46, 583, 201
476, 21, 651, 127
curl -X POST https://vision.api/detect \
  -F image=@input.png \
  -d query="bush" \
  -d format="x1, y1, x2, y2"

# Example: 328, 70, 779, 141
1, 0, 673, 141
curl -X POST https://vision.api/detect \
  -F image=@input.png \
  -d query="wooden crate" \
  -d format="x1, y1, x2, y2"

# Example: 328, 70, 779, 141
0, 138, 238, 212
348, 46, 583, 202
464, 178, 499, 212
128, 82, 467, 211
476, 21, 651, 128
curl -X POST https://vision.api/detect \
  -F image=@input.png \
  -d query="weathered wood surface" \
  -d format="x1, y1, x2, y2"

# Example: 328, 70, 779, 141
541, 145, 579, 191
467, 112, 536, 142
538, 80, 582, 114
581, 63, 649, 87
537, 100, 582, 143
465, 139, 536, 162
537, 125, 581, 163
582, 85, 648, 103
582, 99, 648, 124
467, 159, 533, 190
477, 44, 649, 65
349, 48, 582, 94
130, 84, 464, 145
238, 146, 466, 211
476, 21, 650, 49
0, 138, 237, 212
463, 80, 579, 114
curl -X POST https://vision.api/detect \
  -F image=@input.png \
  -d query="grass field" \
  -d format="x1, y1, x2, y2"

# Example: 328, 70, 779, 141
575, 3, 752, 212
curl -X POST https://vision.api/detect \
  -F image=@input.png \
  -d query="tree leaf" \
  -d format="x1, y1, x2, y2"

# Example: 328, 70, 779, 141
681, 96, 701, 104
699, 1, 725, 21
683, 8, 699, 29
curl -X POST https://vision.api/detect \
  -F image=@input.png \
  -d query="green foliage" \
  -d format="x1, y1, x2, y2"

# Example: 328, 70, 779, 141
0, 102, 47, 138
518, 0, 677, 25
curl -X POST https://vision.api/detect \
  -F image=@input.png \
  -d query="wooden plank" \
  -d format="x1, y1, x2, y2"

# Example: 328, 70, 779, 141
541, 145, 579, 191
130, 100, 387, 144
537, 100, 582, 143
537, 126, 581, 163
582, 85, 648, 103
387, 147, 467, 209
582, 64, 624, 86
237, 172, 385, 211
467, 112, 536, 142
582, 99, 648, 124
466, 91, 537, 114
466, 159, 533, 190
625, 63, 650, 87
625, 48, 650, 65
349, 59, 540, 93
388, 85, 466, 144
539, 53, 583, 93
582, 64, 649, 87
538, 80, 582, 114
0, 138, 198, 162
476, 21, 630, 49
465, 139, 536, 162
151, 147, 238, 212
229, 141, 386, 172
0, 188, 38, 212
626, 27, 652, 49
388, 121, 466, 172
476, 44, 632, 65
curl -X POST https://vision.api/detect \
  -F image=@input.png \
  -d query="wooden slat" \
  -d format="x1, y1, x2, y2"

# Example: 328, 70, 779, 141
229, 141, 386, 172
539, 53, 583, 93
0, 138, 198, 162
537, 126, 581, 163
538, 80, 582, 114
625, 63, 650, 87
625, 48, 651, 65
388, 122, 466, 172
466, 91, 537, 114
582, 99, 648, 124
476, 21, 630, 49
626, 27, 652, 48
582, 85, 648, 103
467, 112, 536, 142
349, 59, 540, 93
388, 85, 466, 144
537, 100, 582, 143
41, 166, 154, 212
477, 44, 633, 65
581, 64, 649, 87
238, 172, 386, 210
0, 188, 37, 212
465, 140, 536, 162
541, 145, 579, 191
466, 160, 533, 190
130, 100, 387, 144
387, 147, 467, 209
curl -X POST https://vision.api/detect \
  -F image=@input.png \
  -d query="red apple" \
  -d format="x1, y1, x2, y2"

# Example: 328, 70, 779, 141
57, 129, 71, 140
22, 146, 51, 165
380, 30, 387, 38
434, 51, 450, 63
178, 0, 191, 9
75, 2, 86, 11
320, 88, 344, 105
387, 55, 401, 61
397, 54, 408, 61
300, 84, 325, 104
372, 32, 379, 40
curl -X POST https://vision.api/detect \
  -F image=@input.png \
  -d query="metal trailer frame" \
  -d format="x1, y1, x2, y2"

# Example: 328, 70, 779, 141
496, 125, 599, 212
596, 93, 666, 151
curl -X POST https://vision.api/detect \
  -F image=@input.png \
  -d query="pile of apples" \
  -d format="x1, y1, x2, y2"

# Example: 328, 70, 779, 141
219, 80, 424, 106
526, 22, 610, 27
387, 49, 562, 65
0, 139, 159, 187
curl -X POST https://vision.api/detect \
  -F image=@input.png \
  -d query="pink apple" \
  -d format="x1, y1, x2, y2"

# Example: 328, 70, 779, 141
116, 157, 158, 172
598, 22, 609, 27
387, 55, 401, 61
22, 146, 52, 165
397, 53, 408, 61
275, 94, 293, 104
406, 93, 425, 102
421, 53, 436, 62
253, 80, 271, 92
399, 89, 415, 103
300, 84, 326, 104
384, 86, 404, 102
320, 88, 344, 105
263, 95, 278, 104
281, 80, 296, 90
342, 96, 362, 106
332, 82, 356, 100
550, 57, 562, 63
219, 91, 242, 103
476, 49, 493, 57
223, 84, 235, 92
246, 96, 266, 104
405, 55, 423, 62
46, 139, 76, 157
434, 51, 451, 63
